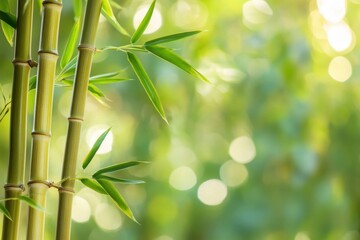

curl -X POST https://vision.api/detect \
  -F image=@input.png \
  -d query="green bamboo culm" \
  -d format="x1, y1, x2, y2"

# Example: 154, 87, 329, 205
26, 0, 62, 239
56, 0, 103, 239
2, 1, 34, 239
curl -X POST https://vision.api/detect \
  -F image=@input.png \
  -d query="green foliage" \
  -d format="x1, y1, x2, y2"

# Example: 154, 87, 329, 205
101, 0, 129, 36
0, 203, 12, 221
82, 128, 111, 169
96, 179, 138, 223
131, 0, 156, 43
127, 52, 167, 122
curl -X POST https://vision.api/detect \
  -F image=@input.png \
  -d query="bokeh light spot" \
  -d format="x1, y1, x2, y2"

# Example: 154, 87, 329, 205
243, 0, 273, 26
328, 56, 352, 82
197, 179, 227, 206
86, 125, 113, 154
133, 5, 162, 34
325, 22, 353, 52
294, 232, 311, 240
220, 160, 248, 187
229, 136, 256, 164
169, 166, 197, 191
71, 196, 91, 223
95, 203, 122, 231
317, 0, 346, 23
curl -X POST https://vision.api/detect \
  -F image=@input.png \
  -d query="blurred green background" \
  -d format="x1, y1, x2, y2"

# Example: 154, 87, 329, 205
0, 0, 359, 239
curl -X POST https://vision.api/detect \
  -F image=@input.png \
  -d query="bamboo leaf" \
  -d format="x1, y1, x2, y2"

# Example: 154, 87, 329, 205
1, 21, 14, 46
0, 203, 12, 221
57, 56, 77, 81
127, 52, 167, 122
93, 161, 148, 177
79, 178, 107, 194
29, 75, 37, 91
0, 1, 15, 46
90, 72, 120, 79
88, 84, 105, 98
93, 175, 145, 184
0, 10, 16, 29
145, 45, 210, 83
101, 0, 129, 36
60, 20, 80, 69
73, 0, 82, 20
96, 179, 138, 223
82, 128, 111, 169
131, 0, 156, 43
90, 78, 132, 85
18, 196, 44, 212
145, 31, 202, 46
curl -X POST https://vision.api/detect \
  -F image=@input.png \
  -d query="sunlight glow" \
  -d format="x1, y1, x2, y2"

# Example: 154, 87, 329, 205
325, 22, 353, 52
197, 179, 227, 206
71, 196, 91, 223
133, 5, 162, 34
317, 0, 346, 23
328, 56, 352, 82
243, 0, 273, 27
220, 160, 248, 187
86, 125, 113, 154
169, 166, 197, 191
294, 232, 311, 240
229, 136, 256, 164
94, 203, 122, 231
170, 0, 208, 29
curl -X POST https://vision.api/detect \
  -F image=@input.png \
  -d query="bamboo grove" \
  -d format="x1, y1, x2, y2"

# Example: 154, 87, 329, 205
0, 0, 208, 239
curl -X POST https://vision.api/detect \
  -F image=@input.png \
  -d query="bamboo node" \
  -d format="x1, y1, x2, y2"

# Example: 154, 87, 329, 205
42, 0, 63, 7
27, 180, 52, 188
78, 44, 96, 52
12, 59, 34, 68
58, 186, 75, 194
31, 131, 51, 138
68, 117, 84, 123
4, 183, 25, 192
38, 50, 59, 56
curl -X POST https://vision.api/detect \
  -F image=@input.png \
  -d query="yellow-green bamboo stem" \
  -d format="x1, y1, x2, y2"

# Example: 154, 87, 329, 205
2, 1, 34, 239
26, 1, 62, 240
56, 1, 102, 239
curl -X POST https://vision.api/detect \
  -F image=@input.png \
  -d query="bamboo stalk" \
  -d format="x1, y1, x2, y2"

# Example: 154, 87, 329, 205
26, 1, 62, 239
56, 1, 103, 239
2, 0, 34, 239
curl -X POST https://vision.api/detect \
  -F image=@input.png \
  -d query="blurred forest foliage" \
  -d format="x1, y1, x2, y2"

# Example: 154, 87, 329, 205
0, 0, 359, 239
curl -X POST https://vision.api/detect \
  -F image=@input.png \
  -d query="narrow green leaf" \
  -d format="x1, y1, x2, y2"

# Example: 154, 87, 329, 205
96, 179, 138, 223
60, 20, 80, 69
131, 0, 156, 43
57, 56, 78, 81
127, 52, 167, 122
18, 196, 44, 212
93, 161, 148, 177
90, 78, 132, 85
1, 21, 14, 46
93, 175, 145, 184
29, 75, 37, 91
73, 0, 82, 19
145, 31, 202, 46
145, 45, 210, 83
88, 84, 105, 98
0, 203, 12, 221
90, 72, 121, 79
82, 128, 111, 169
110, 1, 123, 10
79, 178, 107, 194
101, 0, 129, 36
0, 10, 16, 29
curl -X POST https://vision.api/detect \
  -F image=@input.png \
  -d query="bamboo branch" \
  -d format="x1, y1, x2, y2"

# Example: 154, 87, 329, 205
56, 1, 103, 239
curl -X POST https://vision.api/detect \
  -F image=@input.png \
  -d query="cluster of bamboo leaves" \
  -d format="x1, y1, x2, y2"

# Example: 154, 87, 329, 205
0, 0, 208, 232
